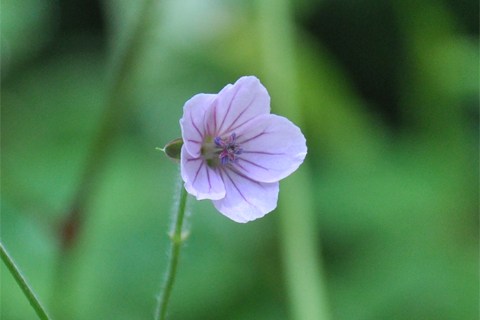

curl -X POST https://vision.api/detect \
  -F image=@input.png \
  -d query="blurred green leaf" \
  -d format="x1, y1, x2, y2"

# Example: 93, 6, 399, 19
1, 0, 59, 76
1, 0, 477, 319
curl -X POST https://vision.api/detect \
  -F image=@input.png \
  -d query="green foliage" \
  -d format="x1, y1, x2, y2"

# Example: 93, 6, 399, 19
1, 0, 478, 319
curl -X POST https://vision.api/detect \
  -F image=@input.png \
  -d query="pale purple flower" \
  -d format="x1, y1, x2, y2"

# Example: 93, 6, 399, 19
180, 76, 307, 223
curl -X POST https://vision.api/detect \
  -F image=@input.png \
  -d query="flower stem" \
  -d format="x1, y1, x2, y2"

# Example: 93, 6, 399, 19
155, 184, 189, 320
1, 241, 51, 320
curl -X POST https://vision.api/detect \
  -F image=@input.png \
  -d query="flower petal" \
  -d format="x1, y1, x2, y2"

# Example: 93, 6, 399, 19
212, 168, 279, 223
233, 114, 307, 183
204, 76, 270, 138
180, 93, 216, 157
181, 146, 225, 200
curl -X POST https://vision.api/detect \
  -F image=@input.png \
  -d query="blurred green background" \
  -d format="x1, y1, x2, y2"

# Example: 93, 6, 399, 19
1, 0, 478, 319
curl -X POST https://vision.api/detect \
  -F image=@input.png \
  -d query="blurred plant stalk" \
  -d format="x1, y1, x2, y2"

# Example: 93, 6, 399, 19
256, 0, 332, 319
52, 0, 157, 318
60, 0, 156, 251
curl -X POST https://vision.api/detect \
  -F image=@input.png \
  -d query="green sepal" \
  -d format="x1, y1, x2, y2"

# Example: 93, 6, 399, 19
159, 138, 183, 164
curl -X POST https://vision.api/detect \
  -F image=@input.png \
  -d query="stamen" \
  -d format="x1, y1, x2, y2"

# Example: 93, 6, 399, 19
214, 133, 242, 164
214, 137, 225, 147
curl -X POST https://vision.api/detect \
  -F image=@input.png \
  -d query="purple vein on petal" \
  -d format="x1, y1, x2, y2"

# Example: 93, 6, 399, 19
221, 168, 254, 207
187, 139, 202, 144
190, 114, 204, 139
192, 160, 205, 185
222, 93, 258, 135
206, 121, 212, 137
228, 167, 266, 190
238, 158, 271, 171
218, 100, 232, 135
235, 162, 250, 173
213, 101, 218, 135
242, 151, 287, 155
218, 87, 238, 134
238, 130, 270, 144
206, 165, 212, 190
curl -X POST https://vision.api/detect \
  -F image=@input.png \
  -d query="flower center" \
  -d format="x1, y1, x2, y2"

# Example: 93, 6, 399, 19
214, 133, 243, 164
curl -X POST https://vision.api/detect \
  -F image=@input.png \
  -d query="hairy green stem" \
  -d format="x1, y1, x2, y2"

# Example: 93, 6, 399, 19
1, 241, 51, 320
155, 185, 189, 320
